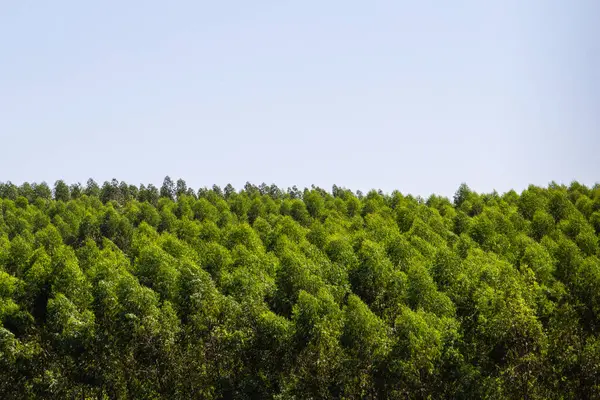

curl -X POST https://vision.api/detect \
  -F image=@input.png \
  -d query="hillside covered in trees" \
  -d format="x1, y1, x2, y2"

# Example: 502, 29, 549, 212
1, 178, 600, 399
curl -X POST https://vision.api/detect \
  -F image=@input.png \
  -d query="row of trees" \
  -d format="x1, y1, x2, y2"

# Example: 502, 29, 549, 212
1, 178, 600, 399
0, 178, 315, 205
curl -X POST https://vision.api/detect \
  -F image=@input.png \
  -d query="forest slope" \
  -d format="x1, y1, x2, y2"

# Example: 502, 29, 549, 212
1, 178, 600, 399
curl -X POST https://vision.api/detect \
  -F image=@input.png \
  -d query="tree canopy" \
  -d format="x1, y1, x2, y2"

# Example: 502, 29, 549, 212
1, 178, 599, 399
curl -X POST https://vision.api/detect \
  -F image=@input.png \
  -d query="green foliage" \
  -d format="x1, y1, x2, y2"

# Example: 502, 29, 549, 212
0, 178, 599, 398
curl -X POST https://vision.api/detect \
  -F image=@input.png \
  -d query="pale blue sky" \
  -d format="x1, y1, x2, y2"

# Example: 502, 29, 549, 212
1, 1, 598, 197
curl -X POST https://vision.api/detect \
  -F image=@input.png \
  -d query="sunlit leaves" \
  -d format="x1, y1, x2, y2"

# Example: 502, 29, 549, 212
1, 179, 600, 398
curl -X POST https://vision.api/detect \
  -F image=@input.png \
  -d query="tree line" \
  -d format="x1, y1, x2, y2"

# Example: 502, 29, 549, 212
1, 177, 600, 399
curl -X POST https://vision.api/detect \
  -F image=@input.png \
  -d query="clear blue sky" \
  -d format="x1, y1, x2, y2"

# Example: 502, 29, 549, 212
1, 1, 598, 198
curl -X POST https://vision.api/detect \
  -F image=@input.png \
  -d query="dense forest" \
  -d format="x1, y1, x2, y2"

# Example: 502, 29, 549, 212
1, 178, 600, 399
